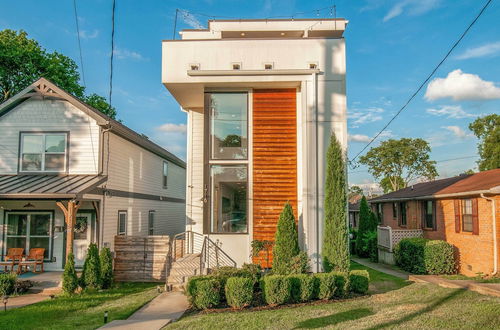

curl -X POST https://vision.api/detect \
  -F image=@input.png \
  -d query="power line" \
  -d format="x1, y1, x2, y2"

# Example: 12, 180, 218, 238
349, 0, 494, 164
109, 0, 116, 107
72, 0, 86, 87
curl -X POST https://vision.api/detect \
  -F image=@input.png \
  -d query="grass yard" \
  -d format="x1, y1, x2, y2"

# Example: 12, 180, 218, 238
0, 282, 158, 330
166, 262, 500, 329
442, 274, 500, 283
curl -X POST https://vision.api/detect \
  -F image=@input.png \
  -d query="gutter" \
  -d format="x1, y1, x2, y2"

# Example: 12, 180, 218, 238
312, 71, 320, 273
481, 193, 498, 275
370, 189, 498, 203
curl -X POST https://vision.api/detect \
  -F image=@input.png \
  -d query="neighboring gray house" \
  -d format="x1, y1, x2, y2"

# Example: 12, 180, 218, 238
0, 78, 186, 270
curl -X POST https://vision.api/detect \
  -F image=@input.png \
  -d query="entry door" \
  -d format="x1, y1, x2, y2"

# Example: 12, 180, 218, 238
73, 213, 92, 267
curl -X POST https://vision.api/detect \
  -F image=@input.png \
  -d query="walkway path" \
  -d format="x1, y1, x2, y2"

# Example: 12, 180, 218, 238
351, 257, 409, 279
4, 271, 62, 310
99, 291, 188, 330
410, 275, 500, 297
5, 294, 50, 310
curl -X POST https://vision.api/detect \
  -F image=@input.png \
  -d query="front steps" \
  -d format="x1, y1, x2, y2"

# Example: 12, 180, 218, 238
166, 254, 205, 291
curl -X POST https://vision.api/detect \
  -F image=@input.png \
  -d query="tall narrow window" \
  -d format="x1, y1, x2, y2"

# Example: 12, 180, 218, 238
399, 202, 407, 226
162, 161, 169, 188
20, 133, 68, 172
462, 199, 473, 232
423, 200, 435, 229
118, 211, 127, 235
148, 211, 155, 235
392, 203, 398, 219
207, 92, 248, 234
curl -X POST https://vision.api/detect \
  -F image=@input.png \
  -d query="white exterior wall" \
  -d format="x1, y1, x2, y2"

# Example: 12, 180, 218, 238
100, 133, 186, 250
0, 99, 100, 175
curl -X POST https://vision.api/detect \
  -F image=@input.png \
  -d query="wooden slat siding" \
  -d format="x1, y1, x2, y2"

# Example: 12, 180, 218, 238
252, 89, 298, 268
113, 235, 170, 282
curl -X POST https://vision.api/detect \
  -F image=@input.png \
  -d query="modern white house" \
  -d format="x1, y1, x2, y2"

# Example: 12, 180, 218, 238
162, 18, 348, 271
0, 78, 186, 271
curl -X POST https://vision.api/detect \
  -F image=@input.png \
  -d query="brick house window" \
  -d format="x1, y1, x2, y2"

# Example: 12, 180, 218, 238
377, 203, 383, 223
399, 202, 407, 226
392, 203, 398, 219
422, 200, 435, 230
462, 199, 473, 232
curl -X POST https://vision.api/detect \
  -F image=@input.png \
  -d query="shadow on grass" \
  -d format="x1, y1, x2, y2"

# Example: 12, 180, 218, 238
295, 308, 374, 329
368, 288, 465, 329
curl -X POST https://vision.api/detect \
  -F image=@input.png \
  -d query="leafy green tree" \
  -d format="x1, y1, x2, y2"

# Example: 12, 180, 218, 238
80, 243, 102, 289
348, 185, 363, 199
62, 252, 79, 295
359, 138, 438, 192
100, 247, 114, 289
469, 114, 500, 171
322, 133, 349, 273
380, 176, 405, 194
272, 202, 300, 275
355, 196, 372, 257
0, 29, 115, 118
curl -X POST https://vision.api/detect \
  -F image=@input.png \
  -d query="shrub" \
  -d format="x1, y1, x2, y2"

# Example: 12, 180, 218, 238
349, 270, 369, 294
356, 196, 372, 257
262, 275, 292, 305
100, 247, 113, 289
331, 271, 349, 298
241, 263, 262, 285
194, 278, 221, 309
225, 277, 253, 309
289, 252, 310, 274
186, 275, 210, 305
0, 273, 17, 296
395, 238, 455, 275
322, 132, 350, 273
288, 274, 317, 303
361, 231, 378, 262
80, 243, 102, 289
62, 252, 79, 295
272, 202, 300, 275
13, 280, 33, 294
314, 273, 336, 300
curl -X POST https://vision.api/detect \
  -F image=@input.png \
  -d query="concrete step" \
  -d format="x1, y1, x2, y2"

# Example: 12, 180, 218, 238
168, 268, 199, 277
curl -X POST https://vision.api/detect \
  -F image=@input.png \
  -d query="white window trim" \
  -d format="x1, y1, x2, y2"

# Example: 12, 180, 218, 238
19, 132, 68, 173
118, 211, 127, 235
162, 161, 169, 189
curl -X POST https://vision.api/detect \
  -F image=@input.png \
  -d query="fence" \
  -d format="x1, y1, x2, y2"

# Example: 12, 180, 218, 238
114, 235, 170, 282
377, 226, 423, 252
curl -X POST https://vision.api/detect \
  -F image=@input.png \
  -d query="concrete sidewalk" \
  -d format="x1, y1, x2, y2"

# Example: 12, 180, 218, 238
410, 275, 500, 297
351, 257, 410, 280
99, 291, 188, 330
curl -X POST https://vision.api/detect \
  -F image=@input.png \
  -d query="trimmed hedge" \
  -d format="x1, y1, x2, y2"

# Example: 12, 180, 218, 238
314, 273, 336, 300
225, 277, 253, 309
288, 274, 317, 303
331, 272, 348, 298
395, 238, 456, 275
262, 275, 292, 305
193, 278, 221, 309
0, 273, 17, 295
349, 270, 369, 294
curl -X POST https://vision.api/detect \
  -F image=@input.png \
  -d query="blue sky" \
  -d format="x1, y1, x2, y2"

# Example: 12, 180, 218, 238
2, 0, 500, 192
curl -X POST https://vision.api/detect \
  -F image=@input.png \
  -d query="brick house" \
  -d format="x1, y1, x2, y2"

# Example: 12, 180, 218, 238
369, 169, 500, 276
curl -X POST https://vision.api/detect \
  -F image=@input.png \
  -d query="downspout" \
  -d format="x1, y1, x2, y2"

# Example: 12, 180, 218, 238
481, 193, 497, 275
312, 71, 320, 273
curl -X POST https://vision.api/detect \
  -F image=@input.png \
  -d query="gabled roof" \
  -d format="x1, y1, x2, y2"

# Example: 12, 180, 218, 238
0, 78, 186, 168
369, 169, 500, 202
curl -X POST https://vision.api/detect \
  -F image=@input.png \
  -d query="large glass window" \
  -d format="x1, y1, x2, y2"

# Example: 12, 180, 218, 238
20, 133, 67, 172
210, 165, 248, 233
209, 93, 248, 160
5, 213, 52, 259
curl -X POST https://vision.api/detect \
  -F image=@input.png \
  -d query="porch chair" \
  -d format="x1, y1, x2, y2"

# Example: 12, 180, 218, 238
18, 248, 45, 274
0, 248, 24, 272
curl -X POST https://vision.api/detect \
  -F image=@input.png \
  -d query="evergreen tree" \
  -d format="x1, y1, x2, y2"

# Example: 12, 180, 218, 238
62, 252, 78, 295
100, 247, 114, 289
369, 210, 379, 231
81, 243, 102, 289
272, 202, 300, 275
322, 133, 349, 273
356, 196, 372, 257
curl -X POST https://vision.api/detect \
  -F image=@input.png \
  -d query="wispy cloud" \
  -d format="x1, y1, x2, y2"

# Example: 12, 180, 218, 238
425, 69, 500, 101
156, 123, 187, 133
426, 105, 474, 119
455, 41, 500, 60
113, 48, 146, 61
79, 29, 99, 39
348, 130, 393, 143
383, 0, 441, 22
153, 122, 187, 159
179, 9, 204, 29
441, 126, 473, 139
349, 107, 384, 125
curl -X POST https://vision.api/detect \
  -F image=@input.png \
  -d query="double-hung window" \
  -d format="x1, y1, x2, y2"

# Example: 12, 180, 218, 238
20, 132, 68, 172
392, 203, 398, 219
399, 202, 407, 226
462, 199, 473, 232
423, 200, 435, 229
118, 211, 127, 235
207, 92, 248, 234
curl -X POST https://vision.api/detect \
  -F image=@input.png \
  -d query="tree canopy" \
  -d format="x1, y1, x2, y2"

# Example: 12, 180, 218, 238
0, 29, 116, 118
469, 114, 500, 171
359, 138, 438, 192
348, 185, 364, 199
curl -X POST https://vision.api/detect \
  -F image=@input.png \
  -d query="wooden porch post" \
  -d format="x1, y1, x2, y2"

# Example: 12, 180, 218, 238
56, 200, 81, 261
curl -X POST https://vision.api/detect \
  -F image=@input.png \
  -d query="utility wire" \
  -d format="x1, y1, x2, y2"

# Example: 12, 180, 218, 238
109, 0, 116, 107
73, 0, 86, 87
349, 0, 494, 165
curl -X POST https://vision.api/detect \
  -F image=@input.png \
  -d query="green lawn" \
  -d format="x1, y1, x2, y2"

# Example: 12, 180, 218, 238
0, 282, 158, 330
166, 262, 500, 329
442, 274, 500, 283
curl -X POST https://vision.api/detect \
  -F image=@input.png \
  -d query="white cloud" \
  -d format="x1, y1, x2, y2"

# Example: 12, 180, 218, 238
383, 0, 440, 22
156, 123, 187, 133
153, 123, 187, 159
349, 107, 384, 125
348, 134, 371, 143
455, 41, 500, 60
441, 126, 473, 139
425, 69, 500, 101
113, 48, 145, 61
179, 10, 204, 29
426, 105, 474, 119
79, 29, 99, 39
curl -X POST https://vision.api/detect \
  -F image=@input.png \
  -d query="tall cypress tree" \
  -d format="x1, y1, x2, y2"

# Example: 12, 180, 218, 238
356, 196, 371, 257
322, 133, 349, 273
272, 202, 300, 274
62, 252, 78, 295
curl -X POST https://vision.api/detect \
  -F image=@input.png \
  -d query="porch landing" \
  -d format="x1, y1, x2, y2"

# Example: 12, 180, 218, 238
20, 271, 63, 295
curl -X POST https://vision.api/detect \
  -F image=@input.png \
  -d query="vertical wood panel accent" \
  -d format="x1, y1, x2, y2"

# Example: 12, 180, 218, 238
252, 89, 297, 267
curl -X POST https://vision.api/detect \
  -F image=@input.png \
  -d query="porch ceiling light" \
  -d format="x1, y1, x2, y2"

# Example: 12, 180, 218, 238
23, 202, 35, 208
240, 32, 245, 36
